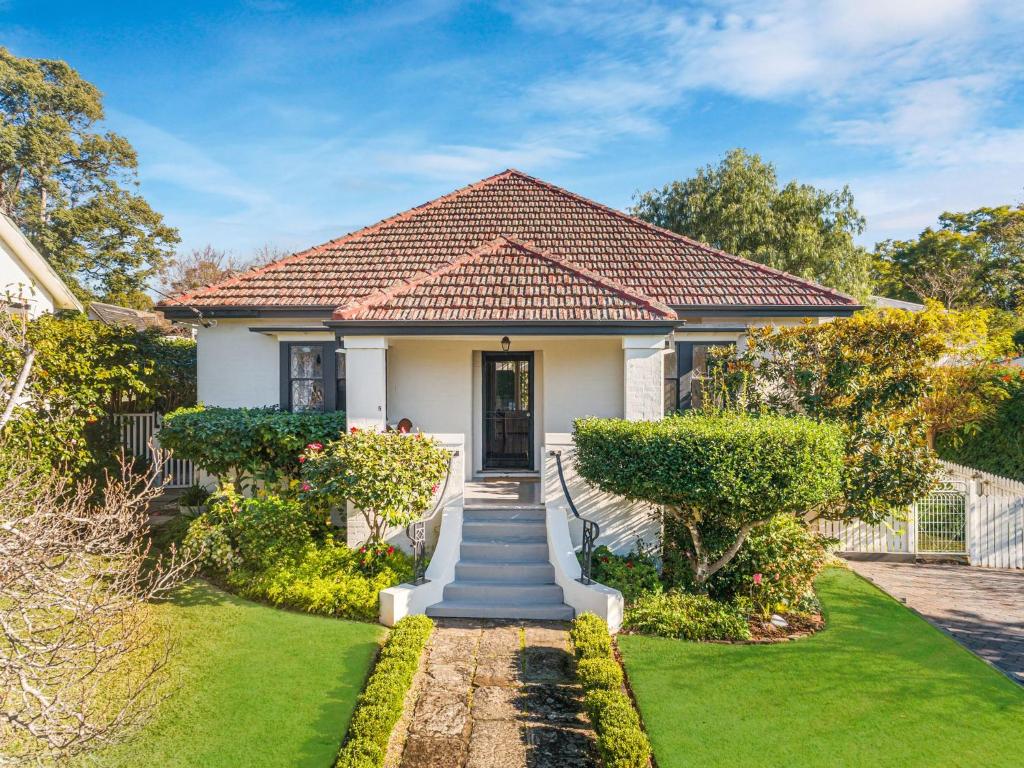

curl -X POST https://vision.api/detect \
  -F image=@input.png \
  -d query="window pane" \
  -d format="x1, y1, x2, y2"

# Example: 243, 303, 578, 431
291, 379, 324, 412
664, 347, 677, 378
290, 345, 322, 378
664, 378, 679, 414
336, 352, 346, 380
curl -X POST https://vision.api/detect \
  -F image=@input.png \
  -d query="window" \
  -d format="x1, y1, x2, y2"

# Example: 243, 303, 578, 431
279, 342, 344, 412
664, 341, 737, 413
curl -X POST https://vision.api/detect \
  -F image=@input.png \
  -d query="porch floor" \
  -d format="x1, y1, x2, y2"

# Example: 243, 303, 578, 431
465, 478, 541, 507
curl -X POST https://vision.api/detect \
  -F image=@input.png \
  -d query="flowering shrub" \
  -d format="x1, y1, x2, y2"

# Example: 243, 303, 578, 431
585, 544, 662, 603
300, 428, 450, 542
663, 514, 831, 615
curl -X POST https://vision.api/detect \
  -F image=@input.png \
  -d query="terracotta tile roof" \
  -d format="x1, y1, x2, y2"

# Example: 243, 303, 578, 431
333, 236, 677, 322
163, 169, 858, 317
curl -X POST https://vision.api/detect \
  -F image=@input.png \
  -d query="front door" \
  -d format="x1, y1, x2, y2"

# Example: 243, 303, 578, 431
483, 352, 534, 470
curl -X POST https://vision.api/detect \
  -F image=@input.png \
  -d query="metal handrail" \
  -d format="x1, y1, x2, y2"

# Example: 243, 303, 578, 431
548, 449, 599, 585
405, 449, 459, 585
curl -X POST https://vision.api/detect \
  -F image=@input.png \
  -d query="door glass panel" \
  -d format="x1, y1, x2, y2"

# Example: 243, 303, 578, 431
484, 354, 532, 469
290, 346, 322, 378
291, 379, 325, 412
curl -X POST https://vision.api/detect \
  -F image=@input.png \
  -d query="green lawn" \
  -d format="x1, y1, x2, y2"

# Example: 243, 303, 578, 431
619, 568, 1024, 768
81, 581, 384, 768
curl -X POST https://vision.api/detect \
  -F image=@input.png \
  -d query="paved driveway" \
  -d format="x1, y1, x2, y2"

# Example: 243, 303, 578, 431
847, 559, 1024, 684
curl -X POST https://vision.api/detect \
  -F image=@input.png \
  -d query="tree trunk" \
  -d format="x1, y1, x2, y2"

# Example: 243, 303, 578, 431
683, 517, 769, 587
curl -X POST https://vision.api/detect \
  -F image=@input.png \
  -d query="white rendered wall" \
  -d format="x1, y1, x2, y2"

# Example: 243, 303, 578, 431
622, 336, 665, 422
0, 238, 56, 317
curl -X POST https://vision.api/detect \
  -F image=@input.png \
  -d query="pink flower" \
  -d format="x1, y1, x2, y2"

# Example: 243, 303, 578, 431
431, 483, 439, 494
301, 483, 311, 492
753, 572, 763, 586
307, 442, 323, 452
298, 455, 306, 463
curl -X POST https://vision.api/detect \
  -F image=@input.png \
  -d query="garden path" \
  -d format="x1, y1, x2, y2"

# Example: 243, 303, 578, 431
392, 619, 597, 768
848, 560, 1024, 684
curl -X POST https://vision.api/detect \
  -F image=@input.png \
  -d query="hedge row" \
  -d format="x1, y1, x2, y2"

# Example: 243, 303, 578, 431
570, 614, 652, 768
335, 615, 433, 768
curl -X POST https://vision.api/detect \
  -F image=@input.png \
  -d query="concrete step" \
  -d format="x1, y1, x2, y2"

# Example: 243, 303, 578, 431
460, 540, 549, 563
463, 507, 546, 523
443, 580, 565, 604
454, 560, 556, 584
462, 519, 547, 541
426, 600, 574, 621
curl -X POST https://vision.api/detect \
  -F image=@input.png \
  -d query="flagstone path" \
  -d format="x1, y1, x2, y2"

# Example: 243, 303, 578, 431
393, 619, 598, 768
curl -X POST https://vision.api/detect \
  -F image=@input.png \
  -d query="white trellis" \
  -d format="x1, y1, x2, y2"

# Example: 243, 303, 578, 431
816, 461, 1024, 570
112, 412, 195, 489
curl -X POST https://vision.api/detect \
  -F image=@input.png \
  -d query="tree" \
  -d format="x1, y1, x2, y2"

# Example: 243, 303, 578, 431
632, 148, 872, 298
159, 243, 288, 298
873, 204, 1024, 311
573, 412, 845, 587
0, 47, 179, 306
0, 457, 195, 763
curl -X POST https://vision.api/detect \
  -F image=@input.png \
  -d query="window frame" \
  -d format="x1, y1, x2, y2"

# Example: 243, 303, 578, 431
664, 340, 737, 413
279, 341, 345, 413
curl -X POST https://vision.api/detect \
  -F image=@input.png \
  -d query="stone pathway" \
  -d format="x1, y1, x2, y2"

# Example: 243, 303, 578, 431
848, 559, 1024, 684
395, 619, 597, 768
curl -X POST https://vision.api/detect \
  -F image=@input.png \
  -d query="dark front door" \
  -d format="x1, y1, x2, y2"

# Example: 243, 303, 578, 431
483, 352, 534, 470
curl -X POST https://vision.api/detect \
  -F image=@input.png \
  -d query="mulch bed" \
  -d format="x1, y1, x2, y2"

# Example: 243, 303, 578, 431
743, 613, 824, 643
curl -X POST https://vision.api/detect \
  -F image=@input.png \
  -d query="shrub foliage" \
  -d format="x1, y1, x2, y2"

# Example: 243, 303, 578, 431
160, 405, 346, 488
624, 592, 751, 641
574, 412, 844, 586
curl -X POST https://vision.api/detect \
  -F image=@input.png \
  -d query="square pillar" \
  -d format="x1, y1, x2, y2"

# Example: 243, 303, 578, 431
623, 335, 667, 422
342, 336, 388, 430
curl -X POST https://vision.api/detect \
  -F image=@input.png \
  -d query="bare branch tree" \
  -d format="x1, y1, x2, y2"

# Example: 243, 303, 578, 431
0, 455, 197, 764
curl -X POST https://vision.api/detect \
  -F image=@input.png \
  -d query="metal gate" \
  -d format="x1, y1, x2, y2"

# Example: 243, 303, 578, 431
915, 481, 967, 554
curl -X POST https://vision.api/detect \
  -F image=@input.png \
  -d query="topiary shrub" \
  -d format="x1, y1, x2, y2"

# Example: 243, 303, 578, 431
301, 429, 451, 542
569, 613, 612, 660
577, 657, 624, 692
624, 592, 751, 641
574, 411, 844, 589
160, 405, 347, 489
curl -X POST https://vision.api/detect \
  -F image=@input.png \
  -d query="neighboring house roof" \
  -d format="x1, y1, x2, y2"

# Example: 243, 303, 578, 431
160, 169, 859, 321
334, 236, 677, 322
870, 295, 926, 312
0, 211, 83, 313
88, 301, 169, 331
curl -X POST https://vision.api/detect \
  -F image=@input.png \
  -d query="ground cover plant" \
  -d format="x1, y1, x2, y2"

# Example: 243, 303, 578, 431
79, 582, 384, 768
335, 615, 433, 768
570, 613, 651, 768
619, 568, 1024, 768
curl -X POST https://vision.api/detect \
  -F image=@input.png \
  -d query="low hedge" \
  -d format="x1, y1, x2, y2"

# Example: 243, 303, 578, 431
624, 592, 751, 641
336, 615, 433, 768
570, 613, 651, 768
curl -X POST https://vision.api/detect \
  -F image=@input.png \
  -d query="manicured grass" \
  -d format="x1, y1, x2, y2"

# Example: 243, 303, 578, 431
82, 581, 384, 768
619, 568, 1024, 768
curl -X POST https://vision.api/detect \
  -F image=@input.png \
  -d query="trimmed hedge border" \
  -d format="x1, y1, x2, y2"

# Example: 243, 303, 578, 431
570, 613, 652, 768
335, 615, 433, 768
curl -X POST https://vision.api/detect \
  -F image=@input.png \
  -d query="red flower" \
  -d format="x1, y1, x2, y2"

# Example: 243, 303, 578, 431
387, 546, 395, 555
350, 426, 359, 433
298, 455, 306, 463
307, 442, 323, 452
626, 562, 634, 569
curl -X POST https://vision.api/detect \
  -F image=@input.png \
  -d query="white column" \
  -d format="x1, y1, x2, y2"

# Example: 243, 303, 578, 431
343, 336, 388, 430
622, 335, 666, 421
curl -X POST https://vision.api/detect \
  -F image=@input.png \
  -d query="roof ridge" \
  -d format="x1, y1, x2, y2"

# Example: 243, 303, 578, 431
501, 169, 858, 306
332, 234, 676, 321
169, 169, 523, 306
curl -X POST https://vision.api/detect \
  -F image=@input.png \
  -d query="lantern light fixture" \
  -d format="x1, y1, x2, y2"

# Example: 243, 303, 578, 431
500, 335, 511, 352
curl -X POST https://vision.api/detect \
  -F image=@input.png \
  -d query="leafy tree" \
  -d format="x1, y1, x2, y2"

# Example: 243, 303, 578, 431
301, 429, 451, 542
0, 47, 178, 306
631, 148, 872, 298
873, 204, 1024, 310
573, 413, 845, 587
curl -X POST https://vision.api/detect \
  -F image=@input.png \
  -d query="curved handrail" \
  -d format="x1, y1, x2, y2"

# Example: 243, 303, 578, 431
405, 449, 459, 585
548, 449, 599, 585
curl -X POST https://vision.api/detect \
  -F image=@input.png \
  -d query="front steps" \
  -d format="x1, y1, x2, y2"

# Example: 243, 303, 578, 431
426, 505, 574, 621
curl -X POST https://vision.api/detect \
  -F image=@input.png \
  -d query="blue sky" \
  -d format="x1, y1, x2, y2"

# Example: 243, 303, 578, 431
7, 0, 1024, 259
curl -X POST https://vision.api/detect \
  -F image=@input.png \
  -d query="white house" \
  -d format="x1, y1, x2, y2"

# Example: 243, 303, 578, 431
159, 169, 860, 627
0, 211, 83, 316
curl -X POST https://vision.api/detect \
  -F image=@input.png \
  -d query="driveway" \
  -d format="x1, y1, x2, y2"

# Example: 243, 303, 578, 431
847, 559, 1024, 685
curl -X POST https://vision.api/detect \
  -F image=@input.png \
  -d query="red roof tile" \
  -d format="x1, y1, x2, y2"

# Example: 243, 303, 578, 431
333, 236, 677, 322
163, 169, 858, 317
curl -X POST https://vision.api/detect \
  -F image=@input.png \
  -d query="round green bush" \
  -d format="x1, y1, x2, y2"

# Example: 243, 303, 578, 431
598, 722, 652, 768
586, 689, 640, 733
577, 657, 624, 692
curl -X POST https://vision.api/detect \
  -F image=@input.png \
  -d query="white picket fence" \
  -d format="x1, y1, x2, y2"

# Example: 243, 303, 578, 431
112, 412, 195, 489
816, 460, 1024, 570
